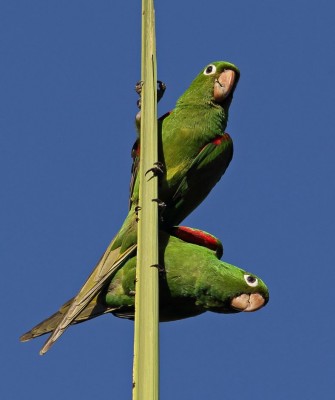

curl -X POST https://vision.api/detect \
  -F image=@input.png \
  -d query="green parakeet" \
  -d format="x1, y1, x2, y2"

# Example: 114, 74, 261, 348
131, 61, 239, 224
20, 228, 268, 343
26, 61, 240, 354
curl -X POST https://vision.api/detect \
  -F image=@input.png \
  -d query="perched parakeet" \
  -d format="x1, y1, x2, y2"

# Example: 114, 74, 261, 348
27, 61, 240, 354
20, 228, 268, 342
131, 62, 239, 224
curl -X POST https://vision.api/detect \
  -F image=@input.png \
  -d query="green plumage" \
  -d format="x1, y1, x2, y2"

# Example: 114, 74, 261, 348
20, 231, 268, 342
129, 61, 239, 226
22, 61, 240, 353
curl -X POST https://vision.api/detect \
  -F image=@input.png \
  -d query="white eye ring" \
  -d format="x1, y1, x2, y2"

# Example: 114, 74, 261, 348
203, 64, 217, 75
244, 274, 258, 287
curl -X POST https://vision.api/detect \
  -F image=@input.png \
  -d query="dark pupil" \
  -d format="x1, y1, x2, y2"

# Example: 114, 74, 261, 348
206, 66, 213, 74
247, 276, 256, 283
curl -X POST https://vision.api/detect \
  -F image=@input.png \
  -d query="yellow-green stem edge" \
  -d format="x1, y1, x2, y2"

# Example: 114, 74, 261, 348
132, 1, 159, 399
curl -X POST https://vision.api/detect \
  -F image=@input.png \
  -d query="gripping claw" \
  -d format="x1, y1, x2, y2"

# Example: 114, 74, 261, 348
157, 80, 166, 103
152, 198, 166, 210
135, 205, 142, 214
152, 198, 166, 221
134, 205, 142, 222
150, 264, 165, 272
135, 81, 144, 109
135, 80, 166, 109
145, 162, 165, 178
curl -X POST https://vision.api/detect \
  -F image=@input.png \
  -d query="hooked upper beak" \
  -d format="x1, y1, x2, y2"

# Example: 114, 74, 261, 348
213, 69, 236, 102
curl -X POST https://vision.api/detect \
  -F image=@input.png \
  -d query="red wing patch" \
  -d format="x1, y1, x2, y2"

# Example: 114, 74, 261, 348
171, 226, 220, 252
212, 132, 232, 146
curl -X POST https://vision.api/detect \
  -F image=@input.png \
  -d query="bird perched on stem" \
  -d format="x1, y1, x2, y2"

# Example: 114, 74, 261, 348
21, 61, 240, 354
20, 228, 268, 343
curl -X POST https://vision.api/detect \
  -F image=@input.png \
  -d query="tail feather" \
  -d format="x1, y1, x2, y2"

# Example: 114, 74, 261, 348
20, 297, 117, 342
39, 243, 137, 355
20, 298, 74, 341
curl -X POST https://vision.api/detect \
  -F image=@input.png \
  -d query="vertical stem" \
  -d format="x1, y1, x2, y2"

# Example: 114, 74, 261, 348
132, 1, 159, 400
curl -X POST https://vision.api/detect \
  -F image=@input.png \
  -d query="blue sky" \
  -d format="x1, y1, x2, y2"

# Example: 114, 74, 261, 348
2, 1, 335, 399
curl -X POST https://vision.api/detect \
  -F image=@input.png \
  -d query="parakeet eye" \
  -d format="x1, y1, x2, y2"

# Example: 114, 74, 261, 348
203, 64, 217, 75
244, 274, 258, 287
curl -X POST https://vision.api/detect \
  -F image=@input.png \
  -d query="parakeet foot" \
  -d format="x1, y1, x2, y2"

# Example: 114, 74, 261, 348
135, 205, 142, 214
134, 205, 142, 222
145, 161, 165, 178
135, 80, 166, 130
152, 198, 166, 210
157, 80, 167, 103
135, 80, 166, 109
152, 198, 167, 221
150, 264, 165, 272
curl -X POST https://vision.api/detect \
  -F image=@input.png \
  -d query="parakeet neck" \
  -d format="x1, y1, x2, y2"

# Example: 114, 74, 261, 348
175, 101, 229, 134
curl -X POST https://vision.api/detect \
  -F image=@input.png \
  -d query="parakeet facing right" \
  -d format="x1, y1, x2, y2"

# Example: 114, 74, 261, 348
24, 61, 240, 354
20, 228, 269, 343
130, 61, 239, 225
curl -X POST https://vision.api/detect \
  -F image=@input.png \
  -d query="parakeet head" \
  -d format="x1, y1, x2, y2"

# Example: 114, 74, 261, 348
229, 270, 269, 312
201, 261, 269, 314
177, 61, 240, 109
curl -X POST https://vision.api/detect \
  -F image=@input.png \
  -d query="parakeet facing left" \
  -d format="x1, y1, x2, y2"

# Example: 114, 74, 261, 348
20, 228, 269, 344
24, 61, 240, 354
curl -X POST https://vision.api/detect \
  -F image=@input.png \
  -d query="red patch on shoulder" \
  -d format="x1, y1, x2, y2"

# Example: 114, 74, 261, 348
172, 226, 219, 252
212, 132, 232, 145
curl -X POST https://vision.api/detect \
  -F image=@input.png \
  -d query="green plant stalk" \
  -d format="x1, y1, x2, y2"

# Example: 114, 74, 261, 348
132, 0, 159, 399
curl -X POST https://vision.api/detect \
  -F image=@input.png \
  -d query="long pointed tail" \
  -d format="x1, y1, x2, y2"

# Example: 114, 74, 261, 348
20, 298, 74, 341
38, 243, 137, 355
20, 295, 118, 342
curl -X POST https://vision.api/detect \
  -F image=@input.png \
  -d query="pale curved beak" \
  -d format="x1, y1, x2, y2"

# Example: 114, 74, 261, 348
213, 69, 236, 102
231, 293, 266, 312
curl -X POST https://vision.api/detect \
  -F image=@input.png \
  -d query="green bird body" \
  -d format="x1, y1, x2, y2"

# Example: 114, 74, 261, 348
20, 229, 268, 343
27, 61, 240, 354
130, 61, 239, 224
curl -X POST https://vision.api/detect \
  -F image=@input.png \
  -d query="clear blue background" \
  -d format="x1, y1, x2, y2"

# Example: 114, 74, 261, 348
2, 1, 334, 399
